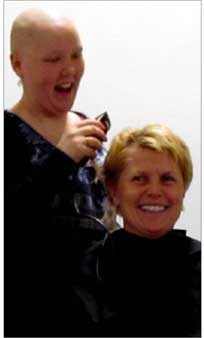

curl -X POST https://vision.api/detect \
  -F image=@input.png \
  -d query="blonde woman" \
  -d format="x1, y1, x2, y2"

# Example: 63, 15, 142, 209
98, 124, 201, 337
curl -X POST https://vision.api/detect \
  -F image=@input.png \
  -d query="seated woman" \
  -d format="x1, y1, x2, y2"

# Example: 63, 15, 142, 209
98, 124, 201, 337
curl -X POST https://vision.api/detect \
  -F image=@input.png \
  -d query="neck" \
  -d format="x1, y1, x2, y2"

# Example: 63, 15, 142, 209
11, 99, 68, 145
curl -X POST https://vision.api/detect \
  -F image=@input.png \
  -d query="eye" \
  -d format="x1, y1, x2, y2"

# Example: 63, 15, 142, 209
72, 52, 81, 60
72, 48, 83, 60
161, 175, 176, 183
131, 175, 147, 183
43, 56, 61, 63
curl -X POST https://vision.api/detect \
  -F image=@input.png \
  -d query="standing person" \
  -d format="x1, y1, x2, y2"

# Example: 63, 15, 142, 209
4, 8, 109, 337
98, 124, 201, 337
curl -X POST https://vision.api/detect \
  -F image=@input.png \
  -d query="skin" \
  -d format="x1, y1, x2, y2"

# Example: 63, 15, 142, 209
10, 9, 106, 163
109, 145, 185, 239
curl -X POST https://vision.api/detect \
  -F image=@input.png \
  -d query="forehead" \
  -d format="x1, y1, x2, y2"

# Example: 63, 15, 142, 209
123, 145, 180, 172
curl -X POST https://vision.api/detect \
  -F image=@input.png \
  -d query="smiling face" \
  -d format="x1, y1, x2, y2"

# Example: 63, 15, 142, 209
11, 15, 84, 115
109, 146, 185, 239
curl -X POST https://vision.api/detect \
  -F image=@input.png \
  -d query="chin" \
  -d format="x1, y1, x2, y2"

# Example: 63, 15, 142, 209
146, 227, 170, 237
54, 104, 72, 114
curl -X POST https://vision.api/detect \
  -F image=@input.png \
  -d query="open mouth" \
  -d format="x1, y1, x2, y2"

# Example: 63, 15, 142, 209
139, 205, 168, 213
55, 83, 73, 93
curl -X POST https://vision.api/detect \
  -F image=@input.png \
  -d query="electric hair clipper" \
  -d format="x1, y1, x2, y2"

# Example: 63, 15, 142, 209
79, 111, 111, 166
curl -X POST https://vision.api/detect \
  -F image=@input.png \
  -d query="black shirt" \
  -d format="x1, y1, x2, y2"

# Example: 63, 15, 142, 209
4, 110, 108, 337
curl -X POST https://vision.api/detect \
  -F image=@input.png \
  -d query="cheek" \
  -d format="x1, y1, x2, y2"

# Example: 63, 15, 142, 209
20, 63, 33, 81
169, 189, 184, 210
78, 61, 85, 78
111, 184, 126, 208
24, 68, 49, 86
116, 187, 138, 209
41, 67, 58, 82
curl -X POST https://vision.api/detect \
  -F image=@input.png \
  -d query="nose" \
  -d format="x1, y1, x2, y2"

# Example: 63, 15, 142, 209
61, 60, 76, 77
146, 179, 163, 198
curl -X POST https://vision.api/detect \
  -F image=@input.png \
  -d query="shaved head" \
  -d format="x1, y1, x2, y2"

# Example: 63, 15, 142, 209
9, 7, 84, 116
10, 8, 77, 55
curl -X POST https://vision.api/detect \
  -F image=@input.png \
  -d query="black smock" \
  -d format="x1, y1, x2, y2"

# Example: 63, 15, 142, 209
98, 228, 201, 337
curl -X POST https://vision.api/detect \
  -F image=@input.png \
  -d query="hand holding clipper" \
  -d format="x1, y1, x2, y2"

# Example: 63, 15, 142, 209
79, 112, 111, 166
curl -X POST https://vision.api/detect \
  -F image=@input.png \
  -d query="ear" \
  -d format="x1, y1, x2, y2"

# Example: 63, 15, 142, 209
10, 52, 23, 78
106, 181, 120, 208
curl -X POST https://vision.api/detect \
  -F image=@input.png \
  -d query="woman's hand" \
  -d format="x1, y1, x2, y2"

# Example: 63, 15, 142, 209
57, 117, 107, 163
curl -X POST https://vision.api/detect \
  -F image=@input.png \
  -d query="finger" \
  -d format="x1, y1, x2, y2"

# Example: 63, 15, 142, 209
79, 118, 107, 132
85, 137, 103, 151
81, 126, 107, 142
89, 149, 97, 159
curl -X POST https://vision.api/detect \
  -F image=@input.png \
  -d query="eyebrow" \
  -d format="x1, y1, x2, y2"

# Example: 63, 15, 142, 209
129, 170, 146, 175
130, 170, 177, 176
161, 171, 177, 176
44, 46, 83, 55
76, 46, 83, 53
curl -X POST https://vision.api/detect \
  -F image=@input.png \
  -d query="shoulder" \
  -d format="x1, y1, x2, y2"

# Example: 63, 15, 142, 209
4, 110, 26, 137
4, 110, 25, 146
186, 236, 201, 256
103, 228, 126, 252
185, 236, 201, 277
4, 110, 18, 128
4, 110, 35, 175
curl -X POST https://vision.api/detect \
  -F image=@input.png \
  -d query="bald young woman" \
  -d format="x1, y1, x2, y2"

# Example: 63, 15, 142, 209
5, 8, 109, 337
10, 8, 106, 158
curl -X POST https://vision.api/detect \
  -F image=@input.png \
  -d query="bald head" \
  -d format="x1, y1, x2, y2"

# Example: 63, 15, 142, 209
10, 8, 77, 54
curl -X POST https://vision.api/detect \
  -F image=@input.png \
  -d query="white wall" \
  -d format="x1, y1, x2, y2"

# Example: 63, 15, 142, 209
4, 1, 201, 240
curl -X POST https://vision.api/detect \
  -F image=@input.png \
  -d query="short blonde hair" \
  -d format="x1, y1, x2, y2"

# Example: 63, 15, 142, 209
104, 124, 193, 192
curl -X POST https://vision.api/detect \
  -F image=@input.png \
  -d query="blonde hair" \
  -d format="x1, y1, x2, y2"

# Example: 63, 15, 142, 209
103, 124, 193, 192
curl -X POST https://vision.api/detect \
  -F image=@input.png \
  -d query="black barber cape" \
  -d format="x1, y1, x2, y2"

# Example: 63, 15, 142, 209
98, 229, 201, 337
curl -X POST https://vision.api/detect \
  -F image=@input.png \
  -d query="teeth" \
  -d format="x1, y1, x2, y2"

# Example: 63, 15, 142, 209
58, 83, 72, 89
140, 205, 166, 212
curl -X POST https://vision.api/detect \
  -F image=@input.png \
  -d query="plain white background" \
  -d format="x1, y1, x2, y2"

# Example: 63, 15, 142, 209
4, 0, 201, 240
